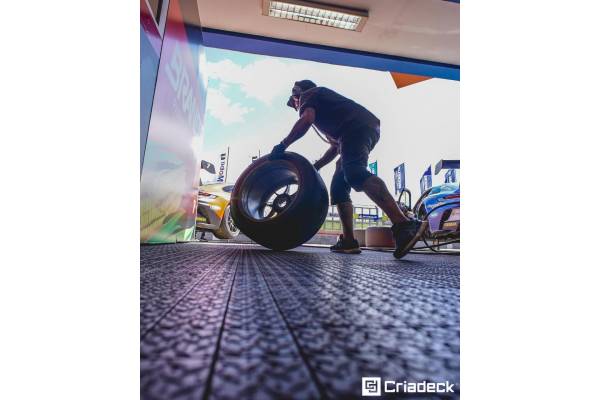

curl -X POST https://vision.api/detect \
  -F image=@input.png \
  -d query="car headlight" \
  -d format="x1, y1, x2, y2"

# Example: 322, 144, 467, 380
198, 191, 218, 199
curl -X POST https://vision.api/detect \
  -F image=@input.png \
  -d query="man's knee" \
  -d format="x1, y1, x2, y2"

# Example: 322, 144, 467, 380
330, 173, 351, 205
330, 182, 351, 205
343, 165, 372, 191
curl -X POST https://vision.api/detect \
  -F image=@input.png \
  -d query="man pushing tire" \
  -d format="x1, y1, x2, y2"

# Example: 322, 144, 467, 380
270, 80, 426, 259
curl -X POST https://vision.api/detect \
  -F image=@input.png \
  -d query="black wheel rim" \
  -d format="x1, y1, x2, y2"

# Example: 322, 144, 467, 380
259, 183, 299, 220
237, 159, 301, 221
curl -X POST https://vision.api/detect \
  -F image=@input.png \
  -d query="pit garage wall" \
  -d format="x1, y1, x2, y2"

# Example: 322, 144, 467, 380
140, 0, 208, 243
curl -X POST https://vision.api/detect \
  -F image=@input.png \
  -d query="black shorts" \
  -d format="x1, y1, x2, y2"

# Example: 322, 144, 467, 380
330, 124, 380, 205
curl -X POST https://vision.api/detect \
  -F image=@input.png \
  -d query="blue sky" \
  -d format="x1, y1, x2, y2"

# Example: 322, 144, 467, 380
200, 47, 459, 206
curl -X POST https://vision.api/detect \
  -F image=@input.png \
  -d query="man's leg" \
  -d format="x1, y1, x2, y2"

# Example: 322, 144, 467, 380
361, 175, 409, 224
330, 160, 360, 253
340, 128, 425, 258
336, 201, 355, 241
339, 131, 409, 224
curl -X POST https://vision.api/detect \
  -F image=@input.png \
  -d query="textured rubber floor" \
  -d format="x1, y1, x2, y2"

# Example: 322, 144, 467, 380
141, 243, 460, 399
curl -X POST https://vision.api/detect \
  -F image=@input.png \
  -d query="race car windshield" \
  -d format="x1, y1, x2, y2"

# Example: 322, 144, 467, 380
430, 184, 459, 195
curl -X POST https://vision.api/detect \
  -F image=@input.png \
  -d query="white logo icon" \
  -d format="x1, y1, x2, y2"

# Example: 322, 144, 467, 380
362, 377, 381, 396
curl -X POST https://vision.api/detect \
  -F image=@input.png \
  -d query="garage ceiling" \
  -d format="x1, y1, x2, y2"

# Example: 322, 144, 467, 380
195, 0, 459, 65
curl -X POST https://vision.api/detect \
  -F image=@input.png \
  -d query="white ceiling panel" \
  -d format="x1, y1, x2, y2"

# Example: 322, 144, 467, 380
195, 0, 459, 65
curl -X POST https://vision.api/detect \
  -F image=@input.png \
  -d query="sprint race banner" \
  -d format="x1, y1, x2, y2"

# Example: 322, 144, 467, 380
140, 0, 208, 243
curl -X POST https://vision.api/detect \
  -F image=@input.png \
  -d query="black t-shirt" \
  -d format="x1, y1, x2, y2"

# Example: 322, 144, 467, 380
298, 87, 380, 139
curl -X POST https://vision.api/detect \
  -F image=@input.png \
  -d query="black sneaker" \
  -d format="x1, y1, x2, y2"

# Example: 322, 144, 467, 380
391, 219, 428, 259
330, 235, 361, 254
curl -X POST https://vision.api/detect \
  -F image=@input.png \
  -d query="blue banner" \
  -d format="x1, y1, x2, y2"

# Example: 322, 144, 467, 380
358, 214, 379, 221
445, 169, 457, 183
420, 166, 432, 194
394, 163, 405, 194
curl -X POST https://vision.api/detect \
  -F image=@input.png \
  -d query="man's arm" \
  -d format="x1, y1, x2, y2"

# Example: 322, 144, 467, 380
281, 107, 316, 148
314, 143, 338, 171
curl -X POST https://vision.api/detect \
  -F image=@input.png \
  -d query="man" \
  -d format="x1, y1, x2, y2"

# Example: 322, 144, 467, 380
270, 80, 426, 258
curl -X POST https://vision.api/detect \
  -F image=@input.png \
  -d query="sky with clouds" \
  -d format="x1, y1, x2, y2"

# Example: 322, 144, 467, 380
199, 47, 459, 206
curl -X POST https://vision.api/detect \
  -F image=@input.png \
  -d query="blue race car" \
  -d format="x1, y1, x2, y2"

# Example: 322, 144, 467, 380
413, 183, 460, 239
397, 159, 460, 241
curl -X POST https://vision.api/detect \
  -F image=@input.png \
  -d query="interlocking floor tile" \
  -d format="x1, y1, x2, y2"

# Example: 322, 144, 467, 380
140, 243, 460, 400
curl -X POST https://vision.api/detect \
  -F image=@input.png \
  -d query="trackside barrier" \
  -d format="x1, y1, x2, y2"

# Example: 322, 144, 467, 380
321, 205, 391, 234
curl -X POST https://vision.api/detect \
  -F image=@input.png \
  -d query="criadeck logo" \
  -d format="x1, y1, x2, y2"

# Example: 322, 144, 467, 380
362, 377, 381, 396
362, 377, 455, 396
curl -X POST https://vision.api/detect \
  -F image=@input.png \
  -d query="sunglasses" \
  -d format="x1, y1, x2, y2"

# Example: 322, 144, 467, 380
287, 86, 303, 109
286, 95, 297, 109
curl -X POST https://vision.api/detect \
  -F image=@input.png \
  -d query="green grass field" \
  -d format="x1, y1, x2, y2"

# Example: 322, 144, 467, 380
321, 219, 389, 232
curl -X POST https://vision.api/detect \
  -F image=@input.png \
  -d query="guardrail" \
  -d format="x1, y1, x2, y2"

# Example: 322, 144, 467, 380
320, 205, 391, 233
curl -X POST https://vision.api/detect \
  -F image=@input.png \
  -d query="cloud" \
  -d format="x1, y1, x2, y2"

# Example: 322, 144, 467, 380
207, 55, 396, 108
206, 87, 251, 126
208, 58, 308, 105
203, 50, 459, 204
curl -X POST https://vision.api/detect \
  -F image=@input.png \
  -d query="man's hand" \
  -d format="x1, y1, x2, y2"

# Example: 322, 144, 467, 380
269, 142, 287, 160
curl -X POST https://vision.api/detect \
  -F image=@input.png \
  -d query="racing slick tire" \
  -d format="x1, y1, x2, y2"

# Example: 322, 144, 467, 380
212, 205, 240, 239
230, 152, 329, 250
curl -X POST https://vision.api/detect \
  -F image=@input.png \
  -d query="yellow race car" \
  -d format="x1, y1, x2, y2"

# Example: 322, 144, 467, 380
196, 182, 240, 239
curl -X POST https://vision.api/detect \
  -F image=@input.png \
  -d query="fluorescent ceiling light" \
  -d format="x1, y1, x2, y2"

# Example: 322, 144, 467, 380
262, 0, 368, 32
